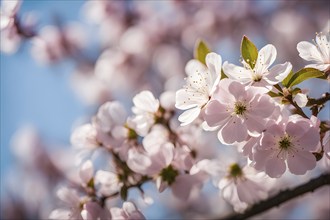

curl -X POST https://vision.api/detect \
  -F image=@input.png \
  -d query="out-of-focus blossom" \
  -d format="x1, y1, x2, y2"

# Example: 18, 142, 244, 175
204, 79, 275, 145
79, 160, 94, 186
0, 0, 22, 53
49, 187, 84, 220
175, 52, 222, 126
71, 123, 100, 149
254, 116, 319, 177
131, 90, 160, 136
223, 44, 292, 93
297, 32, 330, 72
110, 202, 145, 220
81, 202, 111, 220
70, 67, 111, 106
94, 170, 121, 197
31, 23, 86, 64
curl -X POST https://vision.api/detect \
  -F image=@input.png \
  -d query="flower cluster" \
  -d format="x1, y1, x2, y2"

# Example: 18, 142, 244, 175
1, 1, 330, 219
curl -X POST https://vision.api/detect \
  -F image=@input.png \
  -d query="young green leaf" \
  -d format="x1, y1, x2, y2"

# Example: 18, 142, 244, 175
194, 39, 211, 65
285, 68, 324, 88
282, 70, 294, 87
241, 36, 258, 69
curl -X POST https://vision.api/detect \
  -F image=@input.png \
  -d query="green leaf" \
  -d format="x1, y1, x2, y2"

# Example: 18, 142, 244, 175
282, 70, 294, 87
221, 69, 228, 79
241, 36, 258, 69
284, 68, 324, 88
194, 39, 211, 65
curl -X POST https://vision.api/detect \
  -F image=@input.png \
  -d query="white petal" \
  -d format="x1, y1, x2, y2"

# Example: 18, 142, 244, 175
185, 59, 207, 76
223, 61, 251, 84
255, 44, 277, 74
297, 41, 323, 62
266, 62, 292, 85
205, 52, 222, 92
57, 187, 80, 205
178, 107, 201, 126
79, 160, 94, 184
133, 90, 159, 113
175, 89, 206, 110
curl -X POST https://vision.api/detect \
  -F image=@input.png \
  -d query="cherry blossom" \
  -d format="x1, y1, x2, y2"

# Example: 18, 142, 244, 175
110, 202, 145, 220
71, 124, 100, 149
131, 90, 160, 136
204, 78, 275, 145
253, 116, 320, 177
0, 0, 22, 53
94, 170, 121, 197
297, 32, 330, 72
191, 159, 270, 213
49, 187, 84, 220
79, 160, 94, 186
175, 52, 222, 126
223, 44, 292, 92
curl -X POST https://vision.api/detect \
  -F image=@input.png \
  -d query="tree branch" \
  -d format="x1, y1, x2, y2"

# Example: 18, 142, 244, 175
221, 172, 330, 220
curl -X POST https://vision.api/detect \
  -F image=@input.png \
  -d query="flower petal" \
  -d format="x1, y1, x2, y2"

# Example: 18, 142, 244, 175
255, 44, 277, 74
178, 107, 201, 126
223, 61, 251, 84
265, 157, 286, 178
219, 117, 248, 144
205, 52, 222, 92
204, 100, 230, 127
266, 62, 292, 85
297, 41, 323, 62
287, 150, 316, 175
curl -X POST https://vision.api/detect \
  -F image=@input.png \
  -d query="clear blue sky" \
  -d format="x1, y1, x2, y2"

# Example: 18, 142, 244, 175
1, 0, 87, 176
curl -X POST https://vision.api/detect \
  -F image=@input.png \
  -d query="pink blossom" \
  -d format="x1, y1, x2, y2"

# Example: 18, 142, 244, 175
49, 187, 83, 220
254, 116, 319, 177
81, 202, 111, 220
204, 78, 275, 145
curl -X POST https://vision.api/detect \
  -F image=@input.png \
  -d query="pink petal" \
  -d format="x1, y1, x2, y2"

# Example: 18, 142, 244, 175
265, 157, 286, 178
287, 150, 316, 175
204, 100, 230, 127
219, 117, 248, 144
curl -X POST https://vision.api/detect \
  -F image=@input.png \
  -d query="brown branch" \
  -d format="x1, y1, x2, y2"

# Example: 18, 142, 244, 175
221, 172, 330, 220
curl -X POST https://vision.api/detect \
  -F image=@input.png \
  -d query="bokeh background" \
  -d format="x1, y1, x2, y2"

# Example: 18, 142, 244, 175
1, 0, 329, 219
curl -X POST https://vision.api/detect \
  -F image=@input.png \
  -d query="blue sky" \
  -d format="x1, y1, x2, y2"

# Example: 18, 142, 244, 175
1, 0, 87, 176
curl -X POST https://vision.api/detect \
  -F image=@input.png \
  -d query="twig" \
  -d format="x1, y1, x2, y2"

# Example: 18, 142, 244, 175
221, 172, 330, 220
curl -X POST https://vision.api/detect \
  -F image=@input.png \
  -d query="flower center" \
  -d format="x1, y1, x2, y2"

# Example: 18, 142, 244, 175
252, 74, 263, 82
160, 165, 178, 185
229, 163, 243, 178
234, 102, 247, 115
278, 135, 292, 150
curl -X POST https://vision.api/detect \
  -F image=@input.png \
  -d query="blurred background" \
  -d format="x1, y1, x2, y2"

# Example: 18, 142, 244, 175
1, 0, 329, 219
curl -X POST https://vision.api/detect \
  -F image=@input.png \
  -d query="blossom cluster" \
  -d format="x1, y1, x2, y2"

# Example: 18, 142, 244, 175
1, 0, 330, 219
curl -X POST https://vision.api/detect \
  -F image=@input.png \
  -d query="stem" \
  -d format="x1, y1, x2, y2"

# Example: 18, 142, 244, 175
221, 172, 330, 220
286, 95, 309, 118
